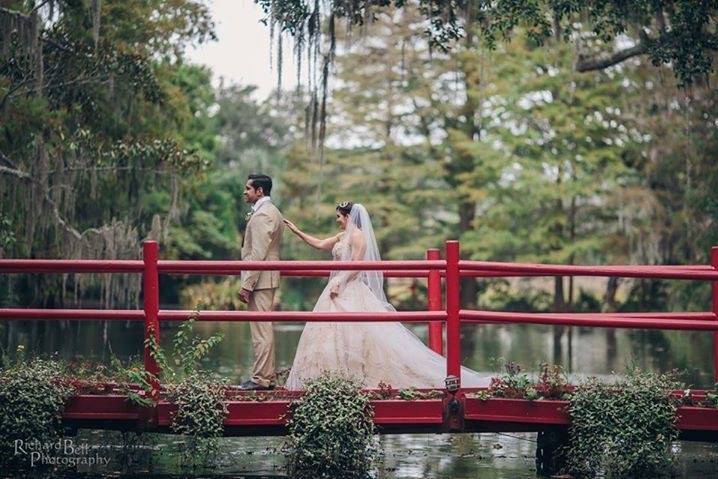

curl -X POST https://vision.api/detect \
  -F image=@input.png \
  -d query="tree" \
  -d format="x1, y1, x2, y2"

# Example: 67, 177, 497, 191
0, 1, 215, 306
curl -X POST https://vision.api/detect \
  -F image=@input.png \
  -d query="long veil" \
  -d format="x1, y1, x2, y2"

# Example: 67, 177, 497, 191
287, 202, 491, 390
331, 203, 396, 312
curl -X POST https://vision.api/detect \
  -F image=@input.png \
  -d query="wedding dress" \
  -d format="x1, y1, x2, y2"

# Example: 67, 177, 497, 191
284, 204, 490, 390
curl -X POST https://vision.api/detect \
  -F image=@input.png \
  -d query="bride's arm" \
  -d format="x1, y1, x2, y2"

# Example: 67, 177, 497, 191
283, 218, 340, 251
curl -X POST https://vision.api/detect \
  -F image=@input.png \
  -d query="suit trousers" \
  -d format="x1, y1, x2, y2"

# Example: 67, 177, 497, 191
248, 288, 276, 387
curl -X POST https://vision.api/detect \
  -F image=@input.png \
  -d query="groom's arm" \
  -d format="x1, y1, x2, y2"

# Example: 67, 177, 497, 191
241, 212, 277, 292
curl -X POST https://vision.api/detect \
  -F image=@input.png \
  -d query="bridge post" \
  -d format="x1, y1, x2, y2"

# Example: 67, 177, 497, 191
445, 241, 461, 382
535, 427, 569, 475
712, 246, 718, 383
143, 240, 161, 400
427, 248, 443, 355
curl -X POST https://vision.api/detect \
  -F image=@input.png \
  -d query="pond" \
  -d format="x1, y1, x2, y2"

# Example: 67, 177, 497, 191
3, 311, 717, 477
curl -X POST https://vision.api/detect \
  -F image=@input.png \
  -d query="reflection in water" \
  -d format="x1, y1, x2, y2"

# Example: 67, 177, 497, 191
2, 312, 718, 478
51, 428, 718, 478
1, 315, 715, 386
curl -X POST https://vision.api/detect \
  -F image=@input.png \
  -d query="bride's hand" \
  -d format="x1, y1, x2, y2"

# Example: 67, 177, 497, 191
329, 282, 340, 299
283, 218, 299, 234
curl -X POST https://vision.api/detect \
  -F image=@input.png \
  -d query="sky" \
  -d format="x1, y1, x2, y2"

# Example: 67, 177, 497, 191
186, 0, 298, 100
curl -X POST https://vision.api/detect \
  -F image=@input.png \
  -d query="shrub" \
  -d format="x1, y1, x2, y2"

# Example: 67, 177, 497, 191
152, 312, 228, 469
165, 372, 229, 468
0, 356, 75, 469
566, 368, 681, 477
284, 374, 378, 479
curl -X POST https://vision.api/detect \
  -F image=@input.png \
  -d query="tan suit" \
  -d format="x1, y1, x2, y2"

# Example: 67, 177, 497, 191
241, 199, 283, 387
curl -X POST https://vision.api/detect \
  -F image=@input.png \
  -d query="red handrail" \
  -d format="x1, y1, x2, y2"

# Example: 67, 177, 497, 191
2, 240, 718, 391
158, 259, 443, 272
0, 309, 446, 322
460, 310, 718, 331
460, 260, 718, 280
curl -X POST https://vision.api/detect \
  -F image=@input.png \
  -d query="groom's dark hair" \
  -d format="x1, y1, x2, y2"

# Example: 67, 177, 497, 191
248, 174, 272, 196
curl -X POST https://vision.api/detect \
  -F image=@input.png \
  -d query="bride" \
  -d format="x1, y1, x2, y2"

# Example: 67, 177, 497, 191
282, 201, 489, 390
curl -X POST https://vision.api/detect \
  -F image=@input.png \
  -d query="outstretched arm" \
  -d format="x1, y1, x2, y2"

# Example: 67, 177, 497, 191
283, 218, 341, 251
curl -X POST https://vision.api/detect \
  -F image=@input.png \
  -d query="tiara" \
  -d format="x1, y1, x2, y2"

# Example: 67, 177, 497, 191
338, 201, 350, 208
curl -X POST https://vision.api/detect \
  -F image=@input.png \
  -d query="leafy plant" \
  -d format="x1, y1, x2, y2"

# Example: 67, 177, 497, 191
148, 310, 228, 469
111, 358, 157, 408
398, 387, 418, 400
535, 363, 571, 400
124, 309, 229, 469
0, 354, 75, 469
488, 361, 536, 399
705, 383, 718, 408
376, 381, 393, 399
284, 374, 378, 479
566, 368, 681, 477
170, 312, 225, 378
165, 372, 229, 469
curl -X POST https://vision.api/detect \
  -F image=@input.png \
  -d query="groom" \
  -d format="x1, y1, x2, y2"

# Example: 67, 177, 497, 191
239, 173, 284, 390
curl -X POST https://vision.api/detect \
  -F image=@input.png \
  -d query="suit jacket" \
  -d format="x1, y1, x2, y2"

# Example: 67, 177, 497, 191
241, 200, 283, 291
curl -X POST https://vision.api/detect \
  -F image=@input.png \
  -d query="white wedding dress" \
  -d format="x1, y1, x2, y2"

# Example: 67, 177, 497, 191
285, 209, 490, 390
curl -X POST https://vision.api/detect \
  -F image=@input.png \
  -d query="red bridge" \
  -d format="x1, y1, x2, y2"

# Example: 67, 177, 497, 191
2, 240, 718, 469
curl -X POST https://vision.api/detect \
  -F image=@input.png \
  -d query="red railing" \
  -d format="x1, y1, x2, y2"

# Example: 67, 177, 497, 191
1, 240, 718, 397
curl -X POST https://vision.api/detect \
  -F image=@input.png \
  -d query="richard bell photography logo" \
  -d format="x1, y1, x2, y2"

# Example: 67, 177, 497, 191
14, 438, 110, 467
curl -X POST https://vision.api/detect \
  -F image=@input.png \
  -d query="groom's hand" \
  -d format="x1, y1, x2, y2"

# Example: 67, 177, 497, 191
239, 288, 253, 304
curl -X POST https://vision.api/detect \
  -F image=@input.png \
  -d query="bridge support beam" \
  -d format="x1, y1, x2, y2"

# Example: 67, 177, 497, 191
535, 427, 569, 476
427, 248, 443, 355
712, 246, 718, 382
445, 241, 461, 382
143, 240, 160, 401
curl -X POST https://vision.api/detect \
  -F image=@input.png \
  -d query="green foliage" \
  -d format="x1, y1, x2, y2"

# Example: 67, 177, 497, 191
165, 372, 229, 469
469, 361, 570, 401
706, 384, 718, 408
479, 280, 554, 312
0, 1, 217, 307
566, 369, 681, 477
0, 355, 75, 469
151, 312, 228, 469
143, 309, 225, 385
109, 356, 158, 409
284, 374, 378, 479
171, 314, 225, 378
259, 0, 717, 85
488, 361, 537, 400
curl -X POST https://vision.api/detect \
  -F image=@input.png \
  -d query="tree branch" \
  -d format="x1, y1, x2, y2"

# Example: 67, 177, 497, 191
0, 164, 31, 179
0, 153, 101, 240
575, 42, 648, 72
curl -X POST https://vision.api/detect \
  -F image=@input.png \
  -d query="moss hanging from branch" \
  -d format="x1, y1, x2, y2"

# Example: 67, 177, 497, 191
257, 0, 718, 158
1, 2, 213, 307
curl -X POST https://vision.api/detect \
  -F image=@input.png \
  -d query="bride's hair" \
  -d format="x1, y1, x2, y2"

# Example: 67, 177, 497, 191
336, 201, 361, 228
336, 201, 353, 216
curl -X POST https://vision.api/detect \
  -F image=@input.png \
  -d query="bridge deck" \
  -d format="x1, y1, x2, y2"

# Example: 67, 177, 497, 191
61, 389, 718, 441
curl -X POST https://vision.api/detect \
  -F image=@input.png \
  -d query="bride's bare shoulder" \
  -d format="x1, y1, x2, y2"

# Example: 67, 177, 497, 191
350, 229, 365, 244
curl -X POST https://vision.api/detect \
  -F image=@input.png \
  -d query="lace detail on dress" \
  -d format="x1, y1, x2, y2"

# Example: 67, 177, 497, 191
332, 237, 350, 260
332, 240, 351, 261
